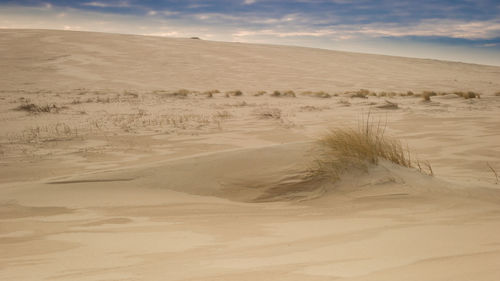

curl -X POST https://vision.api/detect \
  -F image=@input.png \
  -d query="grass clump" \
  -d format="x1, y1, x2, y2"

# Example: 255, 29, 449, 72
421, 91, 437, 102
203, 89, 220, 98
350, 89, 371, 99
453, 91, 480, 99
225, 90, 243, 97
313, 117, 430, 181
15, 102, 62, 113
271, 90, 295, 97
302, 91, 331, 98
271, 90, 282, 97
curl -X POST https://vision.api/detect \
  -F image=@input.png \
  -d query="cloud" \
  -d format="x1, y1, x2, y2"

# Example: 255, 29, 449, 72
82, 1, 131, 8
244, 0, 257, 4
234, 29, 337, 38
232, 18, 500, 41
358, 19, 500, 40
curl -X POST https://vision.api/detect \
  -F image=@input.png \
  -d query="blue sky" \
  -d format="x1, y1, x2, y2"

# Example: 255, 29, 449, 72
1, 0, 499, 65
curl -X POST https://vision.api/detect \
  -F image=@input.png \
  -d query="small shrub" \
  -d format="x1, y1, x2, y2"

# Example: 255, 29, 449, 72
406, 91, 414, 96
495, 92, 500, 96
283, 90, 296, 97
254, 91, 266, 96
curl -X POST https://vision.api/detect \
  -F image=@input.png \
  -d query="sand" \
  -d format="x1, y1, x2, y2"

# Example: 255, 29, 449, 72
1, 29, 500, 280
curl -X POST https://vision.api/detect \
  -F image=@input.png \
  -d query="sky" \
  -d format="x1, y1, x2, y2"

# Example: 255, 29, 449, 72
1, 0, 500, 66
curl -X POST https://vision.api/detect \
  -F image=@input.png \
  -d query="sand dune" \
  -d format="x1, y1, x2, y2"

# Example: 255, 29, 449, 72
1, 29, 500, 280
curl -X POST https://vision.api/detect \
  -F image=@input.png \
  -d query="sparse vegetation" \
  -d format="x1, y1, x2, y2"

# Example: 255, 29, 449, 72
203, 89, 220, 98
312, 116, 432, 182
350, 89, 371, 99
254, 91, 266, 96
11, 123, 78, 143
453, 91, 480, 99
421, 91, 437, 102
302, 91, 331, 98
299, 105, 327, 112
271, 90, 281, 97
226, 90, 243, 97
255, 108, 282, 119
15, 102, 63, 113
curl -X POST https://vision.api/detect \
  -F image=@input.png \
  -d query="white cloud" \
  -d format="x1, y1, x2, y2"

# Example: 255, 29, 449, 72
234, 29, 337, 38
232, 19, 500, 41
244, 0, 257, 4
357, 19, 500, 39
82, 1, 131, 8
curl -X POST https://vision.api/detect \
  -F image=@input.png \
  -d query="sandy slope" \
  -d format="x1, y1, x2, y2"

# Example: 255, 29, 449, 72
1, 29, 500, 280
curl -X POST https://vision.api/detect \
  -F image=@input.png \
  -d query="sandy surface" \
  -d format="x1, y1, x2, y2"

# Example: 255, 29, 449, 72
1, 29, 500, 280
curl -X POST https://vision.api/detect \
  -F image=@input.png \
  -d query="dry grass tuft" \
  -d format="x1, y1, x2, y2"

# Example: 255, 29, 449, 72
454, 91, 480, 99
421, 91, 437, 102
312, 117, 431, 181
350, 89, 371, 99
495, 91, 500, 96
271, 90, 282, 97
299, 105, 327, 112
271, 90, 296, 97
226, 90, 243, 97
302, 91, 331, 98
203, 89, 220, 98
254, 90, 267, 96
15, 102, 63, 113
